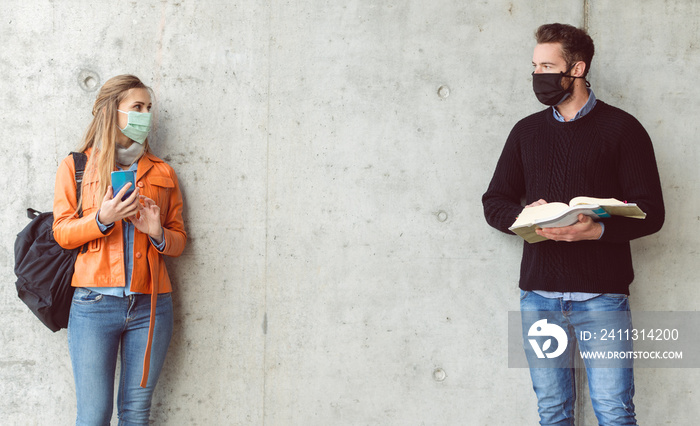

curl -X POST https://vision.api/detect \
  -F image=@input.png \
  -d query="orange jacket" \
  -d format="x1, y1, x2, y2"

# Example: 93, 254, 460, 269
53, 149, 187, 294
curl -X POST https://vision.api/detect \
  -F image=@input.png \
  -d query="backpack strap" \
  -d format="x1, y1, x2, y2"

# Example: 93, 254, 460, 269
26, 208, 41, 219
25, 153, 88, 220
71, 152, 88, 218
70, 152, 89, 254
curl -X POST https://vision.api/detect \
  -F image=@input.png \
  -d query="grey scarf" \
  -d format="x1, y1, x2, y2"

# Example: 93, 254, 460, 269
115, 142, 145, 166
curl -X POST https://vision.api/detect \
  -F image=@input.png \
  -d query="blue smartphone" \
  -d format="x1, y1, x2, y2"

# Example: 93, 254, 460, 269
111, 170, 136, 201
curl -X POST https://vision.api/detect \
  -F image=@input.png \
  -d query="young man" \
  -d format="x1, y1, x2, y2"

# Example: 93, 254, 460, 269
482, 23, 664, 425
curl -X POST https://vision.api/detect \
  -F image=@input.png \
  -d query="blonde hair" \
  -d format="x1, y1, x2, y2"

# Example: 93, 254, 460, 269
77, 74, 152, 205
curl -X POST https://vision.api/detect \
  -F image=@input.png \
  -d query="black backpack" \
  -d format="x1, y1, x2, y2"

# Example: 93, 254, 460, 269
14, 152, 87, 332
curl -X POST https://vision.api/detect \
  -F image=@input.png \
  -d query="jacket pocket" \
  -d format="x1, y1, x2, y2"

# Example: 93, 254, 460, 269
72, 288, 103, 304
147, 176, 175, 218
148, 176, 174, 188
80, 173, 101, 211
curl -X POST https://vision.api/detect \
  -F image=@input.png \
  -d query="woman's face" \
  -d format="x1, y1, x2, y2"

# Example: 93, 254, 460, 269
116, 88, 152, 148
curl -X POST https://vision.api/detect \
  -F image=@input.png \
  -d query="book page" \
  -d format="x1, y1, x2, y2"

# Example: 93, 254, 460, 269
569, 196, 646, 219
569, 196, 625, 206
535, 205, 608, 228
511, 202, 570, 228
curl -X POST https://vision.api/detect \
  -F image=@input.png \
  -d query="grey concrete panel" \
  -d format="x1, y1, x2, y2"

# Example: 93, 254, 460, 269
1, 0, 698, 425
582, 2, 700, 424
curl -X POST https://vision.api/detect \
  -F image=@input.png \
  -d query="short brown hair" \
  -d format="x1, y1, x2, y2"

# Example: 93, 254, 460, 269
535, 23, 595, 77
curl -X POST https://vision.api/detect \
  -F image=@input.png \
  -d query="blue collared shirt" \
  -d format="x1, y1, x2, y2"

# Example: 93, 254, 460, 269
553, 88, 597, 122
90, 162, 165, 297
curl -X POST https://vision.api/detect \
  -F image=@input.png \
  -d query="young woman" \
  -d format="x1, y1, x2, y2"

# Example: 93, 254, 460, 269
53, 75, 186, 425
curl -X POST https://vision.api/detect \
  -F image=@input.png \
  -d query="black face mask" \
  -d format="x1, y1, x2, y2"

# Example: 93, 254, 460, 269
532, 66, 587, 106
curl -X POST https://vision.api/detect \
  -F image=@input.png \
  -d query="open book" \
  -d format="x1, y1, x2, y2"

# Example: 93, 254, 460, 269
508, 196, 646, 244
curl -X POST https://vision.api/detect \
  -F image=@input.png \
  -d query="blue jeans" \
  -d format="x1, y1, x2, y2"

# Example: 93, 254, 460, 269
520, 290, 636, 426
68, 288, 173, 426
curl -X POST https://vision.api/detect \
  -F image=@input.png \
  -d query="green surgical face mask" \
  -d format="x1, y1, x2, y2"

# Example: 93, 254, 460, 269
118, 110, 152, 144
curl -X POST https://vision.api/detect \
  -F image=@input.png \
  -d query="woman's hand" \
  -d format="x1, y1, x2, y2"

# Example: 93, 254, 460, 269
97, 184, 140, 225
131, 195, 164, 244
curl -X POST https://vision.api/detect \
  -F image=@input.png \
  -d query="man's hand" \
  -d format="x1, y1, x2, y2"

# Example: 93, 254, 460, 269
526, 199, 548, 208
536, 213, 603, 242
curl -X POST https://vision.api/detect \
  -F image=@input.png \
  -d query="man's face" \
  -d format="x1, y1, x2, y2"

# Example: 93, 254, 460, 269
532, 42, 568, 74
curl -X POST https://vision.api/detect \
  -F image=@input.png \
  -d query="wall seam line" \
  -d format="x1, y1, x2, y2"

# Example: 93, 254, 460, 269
262, 1, 273, 424
576, 5, 591, 425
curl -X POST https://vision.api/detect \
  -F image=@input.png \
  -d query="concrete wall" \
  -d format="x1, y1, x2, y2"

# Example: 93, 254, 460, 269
1, 1, 698, 424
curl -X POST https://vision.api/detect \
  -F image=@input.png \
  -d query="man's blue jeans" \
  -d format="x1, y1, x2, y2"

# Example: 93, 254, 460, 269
520, 290, 637, 426
68, 288, 173, 426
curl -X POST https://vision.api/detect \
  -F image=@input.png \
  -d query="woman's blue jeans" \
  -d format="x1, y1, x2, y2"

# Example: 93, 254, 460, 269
520, 290, 636, 426
68, 288, 173, 426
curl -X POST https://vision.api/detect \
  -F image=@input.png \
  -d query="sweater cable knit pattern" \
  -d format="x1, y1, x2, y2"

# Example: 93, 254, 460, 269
483, 101, 664, 294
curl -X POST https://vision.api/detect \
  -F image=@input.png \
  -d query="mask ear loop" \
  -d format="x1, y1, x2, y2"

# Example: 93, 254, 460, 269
560, 63, 589, 92
563, 62, 590, 87
117, 110, 129, 132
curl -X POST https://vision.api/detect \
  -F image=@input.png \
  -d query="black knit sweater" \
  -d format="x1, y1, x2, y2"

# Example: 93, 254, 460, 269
482, 101, 664, 294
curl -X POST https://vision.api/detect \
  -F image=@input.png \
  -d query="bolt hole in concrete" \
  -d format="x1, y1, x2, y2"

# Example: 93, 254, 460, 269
78, 70, 100, 92
84, 77, 96, 89
437, 85, 450, 99
433, 368, 447, 382
436, 210, 448, 222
